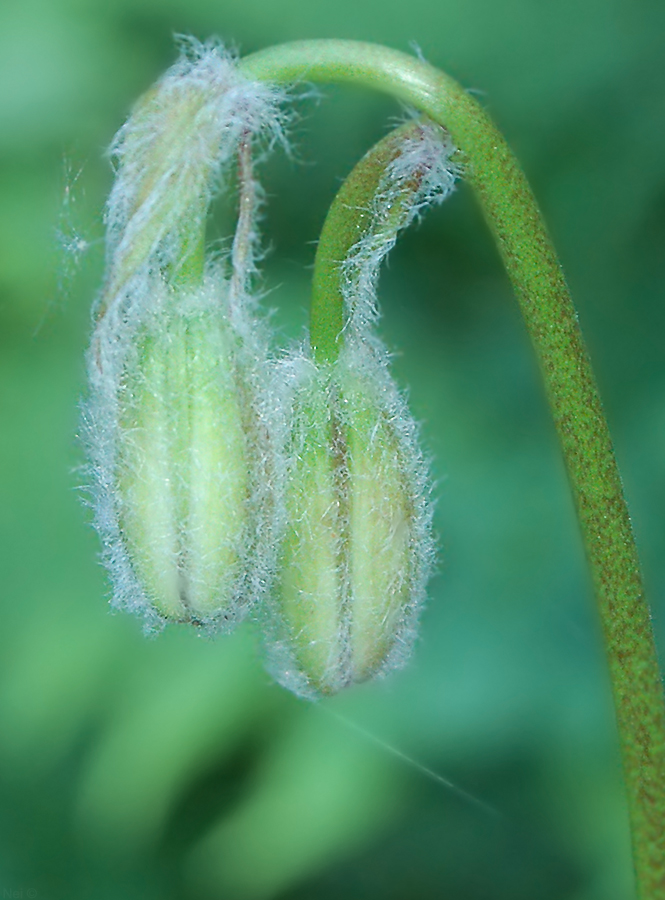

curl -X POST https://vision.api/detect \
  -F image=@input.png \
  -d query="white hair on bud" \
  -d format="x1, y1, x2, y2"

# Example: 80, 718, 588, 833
263, 336, 437, 700
263, 120, 455, 699
83, 267, 279, 633
83, 38, 286, 631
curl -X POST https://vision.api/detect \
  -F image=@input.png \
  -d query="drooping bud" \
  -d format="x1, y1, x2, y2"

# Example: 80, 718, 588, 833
265, 119, 457, 697
268, 345, 435, 696
84, 40, 282, 629
110, 279, 262, 625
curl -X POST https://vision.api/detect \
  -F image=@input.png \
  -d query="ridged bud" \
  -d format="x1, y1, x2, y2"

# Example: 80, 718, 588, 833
114, 285, 254, 623
85, 274, 272, 629
267, 343, 434, 697
84, 39, 282, 629
265, 118, 456, 697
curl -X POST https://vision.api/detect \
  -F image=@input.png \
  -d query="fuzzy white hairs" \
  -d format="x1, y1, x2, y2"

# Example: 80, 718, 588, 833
84, 39, 285, 632
84, 39, 458, 697
265, 120, 457, 698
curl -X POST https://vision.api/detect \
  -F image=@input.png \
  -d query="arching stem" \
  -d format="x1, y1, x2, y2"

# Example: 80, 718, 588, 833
240, 40, 665, 899
311, 119, 433, 363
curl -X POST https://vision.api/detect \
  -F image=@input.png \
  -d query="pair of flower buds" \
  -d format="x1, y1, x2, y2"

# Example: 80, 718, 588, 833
85, 40, 457, 699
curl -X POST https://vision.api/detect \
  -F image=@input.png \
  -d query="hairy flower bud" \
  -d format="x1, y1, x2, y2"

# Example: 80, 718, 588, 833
114, 286, 253, 623
84, 39, 283, 630
85, 275, 272, 630
264, 118, 455, 697
266, 343, 434, 697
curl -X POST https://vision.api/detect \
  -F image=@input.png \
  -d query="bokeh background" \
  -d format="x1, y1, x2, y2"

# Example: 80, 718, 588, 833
1, 0, 664, 897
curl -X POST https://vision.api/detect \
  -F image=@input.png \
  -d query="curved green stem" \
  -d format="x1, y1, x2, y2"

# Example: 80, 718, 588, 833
311, 119, 428, 363
240, 40, 665, 898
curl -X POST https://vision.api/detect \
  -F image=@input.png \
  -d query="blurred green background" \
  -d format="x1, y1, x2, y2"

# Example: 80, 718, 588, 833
1, 0, 664, 897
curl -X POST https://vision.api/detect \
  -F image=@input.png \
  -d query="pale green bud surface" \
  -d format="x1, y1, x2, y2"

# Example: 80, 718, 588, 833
86, 269, 275, 632
270, 349, 432, 698
116, 299, 251, 623
86, 40, 284, 631
277, 389, 342, 687
344, 380, 413, 679
267, 121, 446, 698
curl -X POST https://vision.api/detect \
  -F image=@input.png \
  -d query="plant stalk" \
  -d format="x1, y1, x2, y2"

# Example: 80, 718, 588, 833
240, 40, 665, 898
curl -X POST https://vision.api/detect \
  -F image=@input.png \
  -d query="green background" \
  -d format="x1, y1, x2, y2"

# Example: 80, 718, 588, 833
1, 0, 664, 897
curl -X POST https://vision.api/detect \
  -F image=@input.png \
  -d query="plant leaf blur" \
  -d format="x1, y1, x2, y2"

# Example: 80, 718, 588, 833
1, 1, 664, 898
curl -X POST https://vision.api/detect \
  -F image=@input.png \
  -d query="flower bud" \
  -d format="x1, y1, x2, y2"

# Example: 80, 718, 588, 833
86, 276, 272, 629
264, 118, 455, 697
114, 286, 252, 623
267, 343, 434, 697
85, 39, 283, 629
